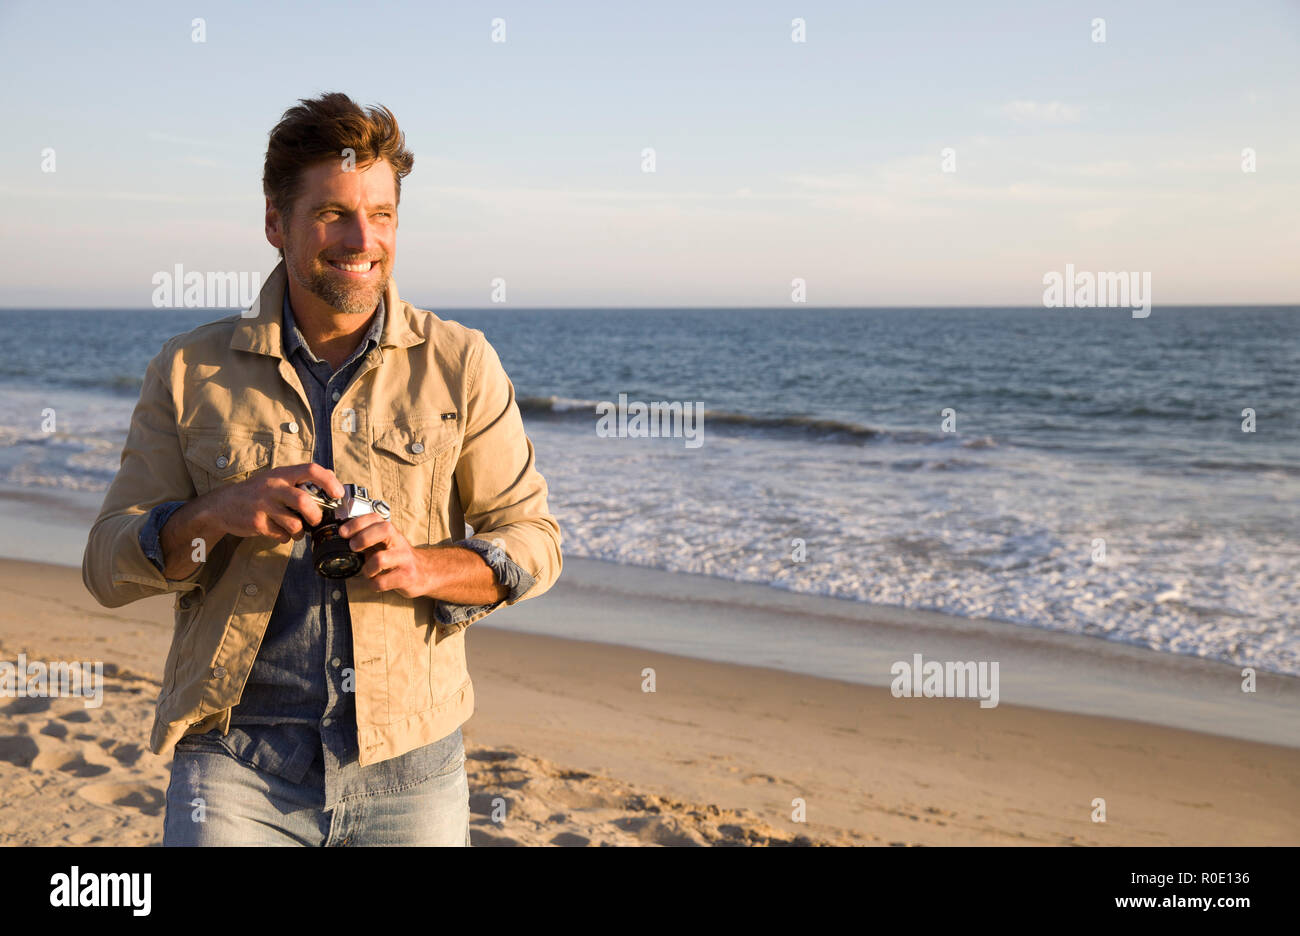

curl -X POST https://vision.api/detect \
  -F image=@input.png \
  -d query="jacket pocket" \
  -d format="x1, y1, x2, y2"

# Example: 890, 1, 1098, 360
429, 624, 471, 712
181, 431, 273, 496
371, 419, 459, 546
162, 594, 203, 698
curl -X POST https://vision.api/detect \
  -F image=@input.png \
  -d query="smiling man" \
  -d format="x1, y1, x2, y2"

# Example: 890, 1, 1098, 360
81, 92, 562, 846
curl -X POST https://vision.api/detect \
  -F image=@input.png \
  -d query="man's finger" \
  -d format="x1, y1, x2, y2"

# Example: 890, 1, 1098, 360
288, 462, 344, 499
255, 511, 294, 543
281, 487, 325, 528
366, 569, 403, 593
362, 547, 404, 579
266, 509, 305, 539
338, 511, 388, 540
343, 518, 393, 551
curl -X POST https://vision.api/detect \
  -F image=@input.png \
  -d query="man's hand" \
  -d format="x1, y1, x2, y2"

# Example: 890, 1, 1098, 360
156, 463, 344, 580
338, 512, 430, 598
205, 462, 344, 543
339, 514, 509, 605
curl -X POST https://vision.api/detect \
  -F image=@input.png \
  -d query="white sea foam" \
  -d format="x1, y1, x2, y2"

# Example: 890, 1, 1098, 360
526, 422, 1300, 677
3, 383, 1295, 677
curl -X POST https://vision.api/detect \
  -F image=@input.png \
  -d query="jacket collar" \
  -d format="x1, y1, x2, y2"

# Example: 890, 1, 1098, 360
231, 258, 423, 357
282, 289, 386, 366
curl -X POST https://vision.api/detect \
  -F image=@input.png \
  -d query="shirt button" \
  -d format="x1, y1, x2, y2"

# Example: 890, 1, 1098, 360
410, 442, 425, 454
331, 657, 341, 667
322, 717, 332, 727
244, 583, 258, 596
288, 421, 300, 433
214, 455, 229, 469
331, 391, 341, 402
212, 666, 228, 679
331, 589, 342, 601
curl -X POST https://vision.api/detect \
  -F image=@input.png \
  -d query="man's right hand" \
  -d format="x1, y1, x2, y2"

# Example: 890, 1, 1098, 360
156, 463, 344, 580
203, 463, 345, 543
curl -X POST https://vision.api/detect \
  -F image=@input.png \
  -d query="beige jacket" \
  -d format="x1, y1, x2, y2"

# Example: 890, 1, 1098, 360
82, 261, 562, 765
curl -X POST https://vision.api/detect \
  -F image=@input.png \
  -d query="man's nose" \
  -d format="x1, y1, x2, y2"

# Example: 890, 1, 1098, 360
338, 214, 382, 254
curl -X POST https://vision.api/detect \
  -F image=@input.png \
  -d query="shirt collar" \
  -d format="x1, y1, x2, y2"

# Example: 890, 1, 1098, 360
282, 290, 386, 366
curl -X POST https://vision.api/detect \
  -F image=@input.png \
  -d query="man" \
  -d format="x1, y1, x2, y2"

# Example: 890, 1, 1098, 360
81, 92, 562, 846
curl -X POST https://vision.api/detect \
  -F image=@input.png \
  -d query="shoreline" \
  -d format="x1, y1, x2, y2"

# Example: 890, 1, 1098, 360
488, 555, 1300, 749
3, 478, 1296, 748
0, 557, 1296, 845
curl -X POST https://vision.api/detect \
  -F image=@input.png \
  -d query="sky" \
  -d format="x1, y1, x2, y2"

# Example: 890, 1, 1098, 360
1, 0, 1298, 308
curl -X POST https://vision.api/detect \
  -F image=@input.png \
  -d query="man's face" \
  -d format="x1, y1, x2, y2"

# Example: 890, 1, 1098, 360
266, 157, 398, 317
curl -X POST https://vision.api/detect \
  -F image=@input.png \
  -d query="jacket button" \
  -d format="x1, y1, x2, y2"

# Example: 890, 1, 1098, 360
214, 455, 229, 469
179, 596, 191, 610
244, 583, 258, 596
288, 421, 300, 433
331, 589, 342, 601
212, 666, 228, 679
410, 442, 425, 454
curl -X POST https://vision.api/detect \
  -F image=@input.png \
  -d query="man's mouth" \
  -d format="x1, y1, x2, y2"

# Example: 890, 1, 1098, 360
326, 259, 378, 275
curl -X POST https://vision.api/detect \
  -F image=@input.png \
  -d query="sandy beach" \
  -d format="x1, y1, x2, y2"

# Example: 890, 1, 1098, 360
2, 0, 1297, 862
0, 553, 1295, 847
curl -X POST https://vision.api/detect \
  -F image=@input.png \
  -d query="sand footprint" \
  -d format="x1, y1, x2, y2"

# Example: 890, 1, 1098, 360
0, 697, 52, 716
77, 781, 165, 817
549, 831, 591, 846
31, 748, 112, 778
109, 742, 144, 767
0, 734, 39, 768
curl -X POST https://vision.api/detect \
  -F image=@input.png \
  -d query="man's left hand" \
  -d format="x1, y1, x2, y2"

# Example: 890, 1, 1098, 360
338, 513, 430, 598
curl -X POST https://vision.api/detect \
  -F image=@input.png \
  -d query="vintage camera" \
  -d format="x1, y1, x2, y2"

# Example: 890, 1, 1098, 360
294, 482, 392, 578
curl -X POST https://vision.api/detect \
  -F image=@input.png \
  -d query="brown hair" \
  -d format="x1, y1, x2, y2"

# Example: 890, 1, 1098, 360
263, 92, 414, 254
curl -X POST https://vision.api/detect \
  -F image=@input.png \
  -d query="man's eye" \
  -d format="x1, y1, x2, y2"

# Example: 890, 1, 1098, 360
320, 211, 340, 221
373, 212, 392, 219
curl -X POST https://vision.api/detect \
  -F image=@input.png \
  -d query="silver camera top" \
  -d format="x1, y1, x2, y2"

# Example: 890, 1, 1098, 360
297, 481, 392, 522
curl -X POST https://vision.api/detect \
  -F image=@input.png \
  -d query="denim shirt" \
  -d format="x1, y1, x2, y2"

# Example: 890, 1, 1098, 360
140, 291, 532, 811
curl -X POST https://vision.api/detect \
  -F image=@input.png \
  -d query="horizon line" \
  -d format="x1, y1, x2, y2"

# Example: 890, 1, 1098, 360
3, 302, 1298, 313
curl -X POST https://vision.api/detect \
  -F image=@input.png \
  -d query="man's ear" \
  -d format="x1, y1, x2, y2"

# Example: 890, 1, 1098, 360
265, 197, 284, 252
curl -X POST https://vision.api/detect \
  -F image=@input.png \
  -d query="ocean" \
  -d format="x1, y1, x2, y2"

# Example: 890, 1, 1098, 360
2, 304, 1296, 676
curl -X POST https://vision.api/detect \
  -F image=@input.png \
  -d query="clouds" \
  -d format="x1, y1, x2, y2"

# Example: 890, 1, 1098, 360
2, 1, 1296, 306
995, 99, 1083, 124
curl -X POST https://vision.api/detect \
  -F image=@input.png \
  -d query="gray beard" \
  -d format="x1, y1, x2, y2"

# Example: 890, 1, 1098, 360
287, 253, 386, 317
304, 267, 384, 317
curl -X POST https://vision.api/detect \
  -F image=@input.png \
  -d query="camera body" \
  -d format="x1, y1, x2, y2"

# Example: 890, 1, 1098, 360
295, 482, 392, 578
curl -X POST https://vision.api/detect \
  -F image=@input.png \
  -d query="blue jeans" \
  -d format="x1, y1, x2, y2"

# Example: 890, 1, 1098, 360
162, 731, 471, 846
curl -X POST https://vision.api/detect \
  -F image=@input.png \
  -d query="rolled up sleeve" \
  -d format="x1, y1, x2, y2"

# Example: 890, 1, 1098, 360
82, 341, 203, 607
138, 500, 189, 573
443, 334, 562, 630
431, 536, 537, 628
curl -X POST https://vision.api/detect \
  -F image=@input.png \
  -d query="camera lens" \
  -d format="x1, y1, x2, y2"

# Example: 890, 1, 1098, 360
317, 551, 363, 578
310, 521, 363, 578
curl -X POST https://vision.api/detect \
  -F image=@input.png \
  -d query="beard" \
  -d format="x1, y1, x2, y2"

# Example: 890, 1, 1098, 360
286, 246, 390, 317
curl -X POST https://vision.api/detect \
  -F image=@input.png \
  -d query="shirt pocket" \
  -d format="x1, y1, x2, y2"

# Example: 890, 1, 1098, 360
370, 418, 459, 546
181, 431, 274, 497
